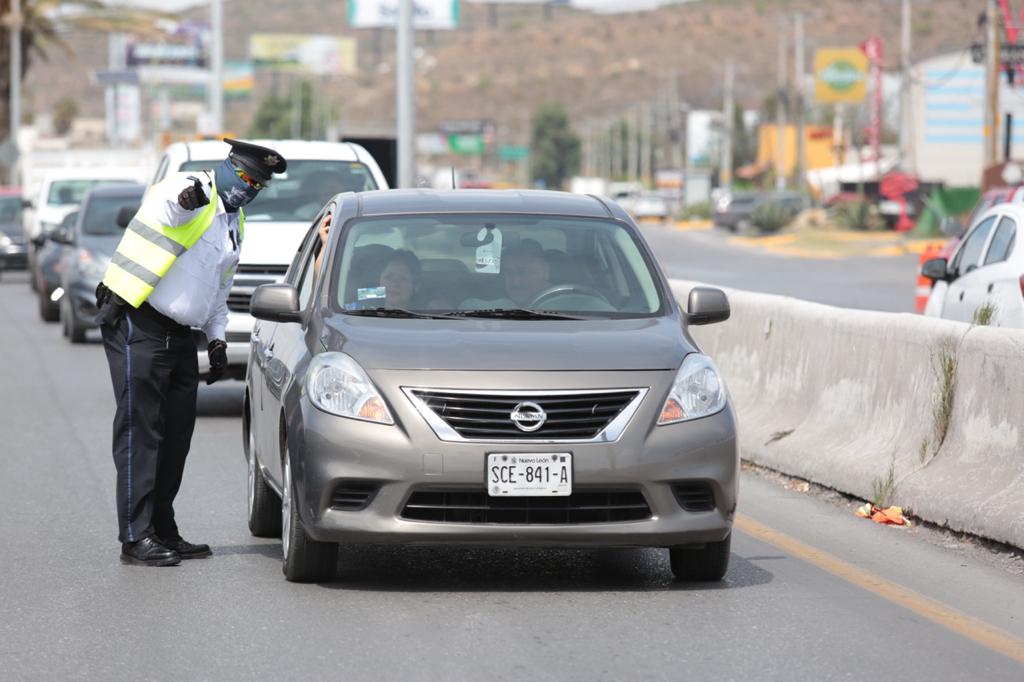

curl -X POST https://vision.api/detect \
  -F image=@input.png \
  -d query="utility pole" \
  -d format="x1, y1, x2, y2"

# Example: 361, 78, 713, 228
776, 15, 788, 191
640, 102, 653, 185
793, 12, 806, 189
985, 0, 1000, 168
628, 106, 640, 182
722, 59, 735, 192
396, 0, 416, 188
209, 0, 224, 134
6, 0, 22, 184
899, 0, 915, 174
669, 71, 684, 171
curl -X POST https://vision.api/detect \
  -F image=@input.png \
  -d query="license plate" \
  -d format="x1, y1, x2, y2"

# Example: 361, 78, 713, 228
487, 453, 572, 497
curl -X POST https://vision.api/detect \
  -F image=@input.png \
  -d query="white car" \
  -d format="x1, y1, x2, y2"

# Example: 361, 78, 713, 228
24, 169, 142, 290
151, 139, 389, 379
923, 203, 1024, 328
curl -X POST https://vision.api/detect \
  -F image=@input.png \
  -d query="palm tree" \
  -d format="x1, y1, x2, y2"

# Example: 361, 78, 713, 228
1, 1, 167, 149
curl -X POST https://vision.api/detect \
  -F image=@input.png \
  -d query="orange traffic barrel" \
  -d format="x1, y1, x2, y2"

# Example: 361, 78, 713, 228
915, 244, 943, 313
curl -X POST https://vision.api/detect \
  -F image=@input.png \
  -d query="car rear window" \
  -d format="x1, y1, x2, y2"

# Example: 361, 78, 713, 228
331, 214, 666, 318
48, 180, 134, 206
178, 160, 378, 223
82, 194, 143, 235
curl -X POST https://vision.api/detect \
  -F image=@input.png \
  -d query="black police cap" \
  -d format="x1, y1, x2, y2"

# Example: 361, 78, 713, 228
224, 138, 287, 182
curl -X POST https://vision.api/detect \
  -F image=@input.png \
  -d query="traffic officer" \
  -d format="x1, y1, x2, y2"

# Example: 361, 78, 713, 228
96, 139, 287, 567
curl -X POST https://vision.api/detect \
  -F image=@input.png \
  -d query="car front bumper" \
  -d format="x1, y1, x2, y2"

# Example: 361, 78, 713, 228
0, 243, 28, 270
196, 311, 255, 379
288, 369, 738, 549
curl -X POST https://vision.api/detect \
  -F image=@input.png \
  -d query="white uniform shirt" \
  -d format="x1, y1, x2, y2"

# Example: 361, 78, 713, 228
145, 173, 241, 342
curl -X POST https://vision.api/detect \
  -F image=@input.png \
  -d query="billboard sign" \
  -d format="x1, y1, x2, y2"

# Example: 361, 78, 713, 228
814, 48, 869, 103
348, 0, 461, 30
250, 34, 357, 75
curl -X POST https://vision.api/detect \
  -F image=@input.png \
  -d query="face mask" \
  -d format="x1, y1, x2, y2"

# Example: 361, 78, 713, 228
214, 158, 260, 209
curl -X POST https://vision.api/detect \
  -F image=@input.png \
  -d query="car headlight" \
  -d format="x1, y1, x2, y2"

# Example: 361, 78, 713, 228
77, 250, 108, 280
306, 352, 394, 424
657, 353, 727, 425
0, 234, 11, 248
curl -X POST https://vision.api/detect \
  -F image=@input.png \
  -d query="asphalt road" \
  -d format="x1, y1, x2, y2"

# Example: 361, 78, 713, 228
1, 273, 1022, 681
639, 225, 921, 313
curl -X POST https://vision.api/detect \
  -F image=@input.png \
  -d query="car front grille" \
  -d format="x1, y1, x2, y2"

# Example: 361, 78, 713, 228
672, 482, 716, 512
329, 481, 380, 511
401, 489, 652, 524
228, 264, 289, 313
406, 388, 644, 442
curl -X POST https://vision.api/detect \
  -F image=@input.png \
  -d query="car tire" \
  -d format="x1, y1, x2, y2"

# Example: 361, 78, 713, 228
247, 424, 281, 538
281, 445, 338, 583
63, 300, 86, 343
39, 289, 59, 323
669, 533, 731, 581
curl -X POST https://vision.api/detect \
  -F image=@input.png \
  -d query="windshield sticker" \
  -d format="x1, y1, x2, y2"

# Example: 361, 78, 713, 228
474, 225, 502, 274
357, 286, 386, 301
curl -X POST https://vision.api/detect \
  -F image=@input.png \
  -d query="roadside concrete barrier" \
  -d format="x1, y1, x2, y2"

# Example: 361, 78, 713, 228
670, 280, 1024, 549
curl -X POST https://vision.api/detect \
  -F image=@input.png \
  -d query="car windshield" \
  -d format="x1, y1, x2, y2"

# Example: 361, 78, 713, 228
332, 215, 665, 318
0, 196, 21, 229
48, 180, 133, 206
179, 160, 378, 223
82, 194, 142, 236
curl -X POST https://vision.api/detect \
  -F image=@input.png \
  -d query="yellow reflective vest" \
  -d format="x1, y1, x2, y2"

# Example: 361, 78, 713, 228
102, 173, 245, 308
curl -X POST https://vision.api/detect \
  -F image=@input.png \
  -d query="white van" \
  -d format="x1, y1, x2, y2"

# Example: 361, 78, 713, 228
152, 139, 389, 379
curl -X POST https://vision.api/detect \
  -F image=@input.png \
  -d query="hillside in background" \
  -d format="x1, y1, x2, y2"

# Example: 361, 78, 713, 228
24, 0, 982, 143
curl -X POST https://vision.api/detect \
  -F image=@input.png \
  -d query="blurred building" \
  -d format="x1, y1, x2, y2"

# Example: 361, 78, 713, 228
909, 50, 1024, 187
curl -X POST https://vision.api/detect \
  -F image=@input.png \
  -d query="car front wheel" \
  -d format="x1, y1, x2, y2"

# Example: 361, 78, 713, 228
62, 299, 86, 343
247, 425, 281, 538
669, 533, 731, 581
281, 445, 338, 583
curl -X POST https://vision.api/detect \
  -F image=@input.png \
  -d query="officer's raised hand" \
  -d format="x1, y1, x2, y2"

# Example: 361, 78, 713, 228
178, 178, 209, 211
206, 339, 227, 385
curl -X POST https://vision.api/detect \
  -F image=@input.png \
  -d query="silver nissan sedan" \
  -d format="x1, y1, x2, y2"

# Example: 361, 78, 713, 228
244, 189, 737, 583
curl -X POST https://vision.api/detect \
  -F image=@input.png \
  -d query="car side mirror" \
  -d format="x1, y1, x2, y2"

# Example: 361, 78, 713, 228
686, 286, 730, 325
921, 257, 949, 282
116, 205, 138, 229
250, 283, 302, 323
22, 199, 33, 210
50, 226, 74, 246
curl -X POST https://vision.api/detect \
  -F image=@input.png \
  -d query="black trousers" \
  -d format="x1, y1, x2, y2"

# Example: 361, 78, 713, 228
100, 304, 198, 543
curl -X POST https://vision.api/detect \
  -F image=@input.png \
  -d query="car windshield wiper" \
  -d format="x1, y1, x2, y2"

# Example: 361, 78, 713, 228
445, 308, 585, 320
344, 307, 452, 319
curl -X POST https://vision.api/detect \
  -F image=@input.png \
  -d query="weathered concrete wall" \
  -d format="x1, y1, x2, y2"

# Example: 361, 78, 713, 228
671, 280, 1024, 549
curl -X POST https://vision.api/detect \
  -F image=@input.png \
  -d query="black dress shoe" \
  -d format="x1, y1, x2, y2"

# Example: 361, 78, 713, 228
159, 537, 212, 559
120, 536, 181, 567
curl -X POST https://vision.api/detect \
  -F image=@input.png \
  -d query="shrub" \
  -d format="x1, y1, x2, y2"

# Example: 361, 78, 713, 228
830, 199, 884, 231
750, 200, 797, 233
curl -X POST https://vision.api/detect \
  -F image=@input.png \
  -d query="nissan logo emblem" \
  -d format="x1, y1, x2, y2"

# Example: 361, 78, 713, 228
510, 401, 547, 432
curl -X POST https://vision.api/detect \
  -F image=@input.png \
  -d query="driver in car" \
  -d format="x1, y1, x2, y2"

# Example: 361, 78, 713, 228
460, 239, 552, 309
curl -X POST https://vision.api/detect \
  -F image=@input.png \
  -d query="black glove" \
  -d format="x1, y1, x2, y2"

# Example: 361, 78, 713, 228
178, 178, 209, 211
206, 339, 228, 385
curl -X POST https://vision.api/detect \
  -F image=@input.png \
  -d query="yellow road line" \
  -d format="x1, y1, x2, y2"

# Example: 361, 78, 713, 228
736, 514, 1024, 665
674, 220, 713, 231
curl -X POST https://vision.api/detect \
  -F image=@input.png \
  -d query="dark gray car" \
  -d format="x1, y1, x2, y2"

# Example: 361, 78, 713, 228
245, 190, 737, 583
713, 191, 809, 232
53, 184, 144, 342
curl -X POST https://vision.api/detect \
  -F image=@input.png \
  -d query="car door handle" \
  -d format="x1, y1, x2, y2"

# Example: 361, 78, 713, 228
959, 291, 965, 301
987, 283, 994, 293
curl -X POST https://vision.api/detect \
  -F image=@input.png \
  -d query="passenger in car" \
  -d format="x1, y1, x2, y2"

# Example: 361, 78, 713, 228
460, 239, 553, 309
378, 250, 420, 309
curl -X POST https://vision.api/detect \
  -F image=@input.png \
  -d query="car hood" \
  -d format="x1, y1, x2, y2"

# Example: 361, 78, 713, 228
323, 315, 691, 371
239, 221, 308, 265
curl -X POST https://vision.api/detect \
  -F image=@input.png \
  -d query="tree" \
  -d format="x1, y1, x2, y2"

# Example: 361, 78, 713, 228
530, 102, 580, 189
1, 2, 164, 163
52, 97, 78, 137
248, 80, 333, 140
